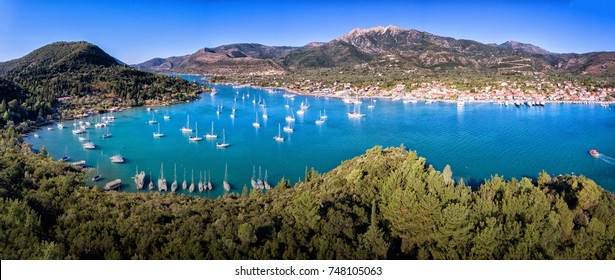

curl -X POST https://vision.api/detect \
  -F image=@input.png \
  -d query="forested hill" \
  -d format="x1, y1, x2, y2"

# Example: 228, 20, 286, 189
1, 129, 613, 259
0, 41, 204, 129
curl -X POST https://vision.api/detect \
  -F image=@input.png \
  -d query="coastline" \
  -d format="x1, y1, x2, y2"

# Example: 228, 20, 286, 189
212, 82, 615, 105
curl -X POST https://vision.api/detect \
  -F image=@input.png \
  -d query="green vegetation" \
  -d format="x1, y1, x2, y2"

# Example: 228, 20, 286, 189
1, 129, 613, 259
0, 41, 205, 130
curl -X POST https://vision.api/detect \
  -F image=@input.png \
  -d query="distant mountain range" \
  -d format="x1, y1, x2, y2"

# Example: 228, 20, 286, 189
133, 25, 615, 76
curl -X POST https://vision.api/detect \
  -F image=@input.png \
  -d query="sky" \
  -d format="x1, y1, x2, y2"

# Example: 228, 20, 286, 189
1, 0, 614, 64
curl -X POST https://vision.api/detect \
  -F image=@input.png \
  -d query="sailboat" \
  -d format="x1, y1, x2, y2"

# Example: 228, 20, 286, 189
216, 129, 230, 148
92, 163, 102, 182
230, 102, 236, 119
264, 169, 271, 190
283, 122, 294, 133
223, 163, 231, 192
180, 115, 193, 133
273, 123, 285, 142
262, 107, 268, 120
198, 170, 204, 192
300, 99, 309, 110
251, 166, 257, 189
148, 112, 157, 124
207, 170, 212, 190
347, 103, 365, 118
158, 162, 167, 191
171, 163, 178, 193
285, 109, 295, 123
102, 127, 112, 138
153, 123, 164, 138
189, 169, 195, 193
189, 122, 203, 141
82, 132, 95, 149
315, 111, 325, 125
252, 112, 260, 128
163, 107, 170, 120
148, 171, 155, 191
133, 166, 145, 190
320, 109, 328, 120
182, 168, 187, 190
257, 166, 264, 190
57, 116, 65, 129
205, 121, 217, 139
367, 99, 376, 109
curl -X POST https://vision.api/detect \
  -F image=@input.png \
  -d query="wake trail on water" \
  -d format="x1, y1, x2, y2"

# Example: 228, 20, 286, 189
598, 154, 615, 166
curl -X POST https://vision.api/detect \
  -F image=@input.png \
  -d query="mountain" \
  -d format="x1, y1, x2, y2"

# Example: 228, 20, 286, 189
0, 41, 121, 75
0, 41, 203, 128
497, 40, 551, 55
135, 25, 615, 76
134, 43, 302, 75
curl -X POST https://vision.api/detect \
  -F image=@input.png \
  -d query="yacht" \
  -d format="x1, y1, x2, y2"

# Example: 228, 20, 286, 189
283, 123, 294, 133
347, 103, 365, 118
82, 141, 95, 150
198, 171, 204, 192
92, 163, 102, 182
148, 112, 158, 124
153, 123, 164, 138
320, 109, 328, 120
262, 107, 268, 120
252, 112, 260, 128
273, 123, 285, 142
182, 168, 187, 190
315, 111, 325, 125
210, 88, 217, 96
264, 169, 271, 190
216, 129, 230, 148
251, 166, 257, 189
110, 154, 124, 163
104, 179, 121, 191
102, 127, 112, 138
133, 166, 145, 190
285, 110, 295, 123
457, 100, 465, 107
158, 162, 167, 191
171, 163, 178, 193
189, 122, 203, 141
300, 100, 309, 110
189, 169, 195, 193
367, 100, 376, 109
60, 147, 70, 162
207, 170, 212, 191
223, 164, 231, 192
180, 115, 193, 133
205, 121, 217, 139
148, 171, 155, 191
163, 108, 170, 120
257, 166, 264, 190
296, 109, 305, 116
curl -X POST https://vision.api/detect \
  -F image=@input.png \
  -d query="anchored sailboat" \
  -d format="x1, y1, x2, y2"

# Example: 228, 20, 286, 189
189, 122, 203, 141
205, 121, 217, 139
223, 163, 231, 192
158, 162, 167, 191
251, 166, 257, 189
198, 170, 204, 192
216, 129, 230, 148
274, 123, 285, 142
153, 123, 164, 138
180, 115, 193, 133
252, 112, 260, 128
92, 163, 102, 182
207, 170, 212, 190
148, 171, 155, 191
264, 169, 271, 190
189, 169, 195, 193
171, 163, 178, 193
182, 168, 187, 190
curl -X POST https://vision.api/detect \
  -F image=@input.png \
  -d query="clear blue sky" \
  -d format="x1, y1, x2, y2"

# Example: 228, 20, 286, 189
1, 0, 614, 64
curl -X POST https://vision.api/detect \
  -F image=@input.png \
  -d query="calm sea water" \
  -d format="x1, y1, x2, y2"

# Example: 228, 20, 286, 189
25, 75, 615, 195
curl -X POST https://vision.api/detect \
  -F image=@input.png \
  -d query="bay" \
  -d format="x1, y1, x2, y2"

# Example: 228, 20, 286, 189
25, 75, 615, 195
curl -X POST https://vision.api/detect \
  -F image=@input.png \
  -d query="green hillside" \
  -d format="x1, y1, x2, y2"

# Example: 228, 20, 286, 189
1, 129, 613, 259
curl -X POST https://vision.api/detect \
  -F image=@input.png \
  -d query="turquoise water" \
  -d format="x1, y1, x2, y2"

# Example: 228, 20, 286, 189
25, 75, 615, 195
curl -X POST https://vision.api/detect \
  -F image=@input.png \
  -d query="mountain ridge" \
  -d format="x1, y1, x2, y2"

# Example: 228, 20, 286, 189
132, 25, 615, 76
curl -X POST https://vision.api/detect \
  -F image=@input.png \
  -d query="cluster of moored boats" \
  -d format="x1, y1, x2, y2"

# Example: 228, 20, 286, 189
131, 163, 232, 193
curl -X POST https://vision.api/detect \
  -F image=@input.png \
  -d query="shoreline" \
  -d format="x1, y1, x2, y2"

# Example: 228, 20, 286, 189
213, 82, 615, 105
